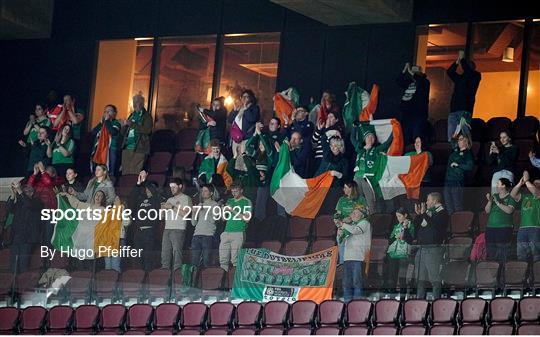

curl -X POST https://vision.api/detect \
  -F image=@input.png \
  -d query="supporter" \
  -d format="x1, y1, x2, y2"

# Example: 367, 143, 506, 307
160, 178, 191, 270
488, 131, 519, 194
485, 178, 516, 263
510, 171, 540, 263
52, 94, 85, 141
309, 90, 340, 124
384, 207, 414, 297
219, 181, 252, 272
315, 134, 348, 181
47, 124, 75, 177
446, 51, 481, 146
196, 96, 227, 149
129, 170, 161, 271
228, 89, 261, 159
245, 122, 275, 221
443, 134, 474, 214
412, 192, 448, 299
121, 93, 153, 175
351, 122, 393, 213
198, 139, 233, 189
63, 167, 85, 193
18, 102, 51, 148
265, 117, 286, 216
7, 182, 42, 272
27, 162, 63, 246
226, 141, 258, 203
334, 181, 367, 263
397, 63, 430, 144
74, 164, 116, 206
405, 137, 433, 206
266, 117, 286, 146
191, 184, 219, 267
26, 126, 51, 176
312, 112, 343, 171
285, 132, 311, 179
528, 150, 540, 169
337, 204, 371, 302
91, 104, 121, 176
283, 106, 314, 140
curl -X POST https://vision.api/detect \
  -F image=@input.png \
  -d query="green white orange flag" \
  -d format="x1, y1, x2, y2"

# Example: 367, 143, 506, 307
375, 152, 430, 200
270, 143, 333, 219
365, 118, 404, 156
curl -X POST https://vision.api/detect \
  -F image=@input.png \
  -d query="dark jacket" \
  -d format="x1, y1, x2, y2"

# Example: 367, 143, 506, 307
201, 107, 227, 143
447, 60, 481, 113
488, 144, 519, 174
7, 193, 43, 244
315, 134, 349, 184
228, 105, 261, 140
122, 108, 153, 154
397, 72, 430, 120
445, 149, 474, 183
290, 141, 312, 179
129, 181, 162, 231
410, 206, 449, 246
286, 119, 314, 140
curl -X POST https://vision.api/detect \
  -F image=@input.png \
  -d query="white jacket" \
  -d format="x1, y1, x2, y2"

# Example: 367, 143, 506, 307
341, 219, 371, 262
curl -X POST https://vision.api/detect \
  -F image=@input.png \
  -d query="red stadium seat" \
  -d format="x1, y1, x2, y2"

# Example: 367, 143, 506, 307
236, 301, 262, 329
151, 129, 175, 153
20, 306, 47, 335
0, 307, 19, 334
95, 269, 119, 301
260, 240, 282, 253
346, 299, 372, 327
475, 261, 499, 296
518, 297, 540, 324
369, 213, 392, 238
431, 142, 453, 165
46, 305, 74, 334
0, 249, 11, 271
441, 261, 471, 292
16, 271, 40, 294
72, 305, 100, 334
259, 327, 285, 335
489, 297, 515, 325
431, 298, 458, 326
485, 117, 512, 141
450, 211, 474, 236
459, 325, 484, 335
314, 215, 336, 238
288, 216, 312, 239
208, 302, 234, 330
533, 261, 540, 292
178, 302, 207, 335
98, 304, 127, 335
446, 237, 473, 261
147, 268, 171, 301
373, 299, 400, 326
487, 324, 514, 335
371, 326, 397, 335
126, 304, 153, 335
147, 173, 167, 187
66, 271, 92, 303
315, 327, 340, 335
232, 327, 257, 335
460, 298, 487, 325
148, 152, 172, 173
513, 116, 538, 139
176, 128, 198, 151
429, 325, 455, 335
401, 299, 428, 326
204, 328, 229, 334
152, 303, 180, 334
318, 300, 344, 327
518, 324, 540, 335
284, 240, 309, 256
311, 239, 336, 253
197, 267, 225, 299
173, 151, 197, 171
120, 268, 146, 301
343, 326, 369, 335
401, 325, 427, 335
288, 327, 313, 335
290, 300, 317, 327
434, 119, 448, 143
504, 261, 528, 296
264, 301, 289, 328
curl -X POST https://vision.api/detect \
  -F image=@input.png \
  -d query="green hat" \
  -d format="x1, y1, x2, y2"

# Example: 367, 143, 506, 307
360, 123, 376, 140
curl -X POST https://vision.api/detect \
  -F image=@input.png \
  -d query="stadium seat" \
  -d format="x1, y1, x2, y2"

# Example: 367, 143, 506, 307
260, 240, 282, 253
470, 118, 486, 142
429, 325, 456, 335
447, 236, 473, 261
460, 298, 487, 327
119, 268, 146, 302
441, 261, 471, 294
147, 173, 167, 187
311, 239, 336, 253
430, 298, 458, 328
148, 152, 172, 173
371, 326, 397, 335
231, 327, 257, 335
318, 300, 344, 327
98, 304, 127, 335
489, 297, 516, 326
259, 327, 285, 335
474, 261, 500, 296
343, 326, 369, 335
431, 142, 453, 165
176, 128, 198, 151
173, 151, 196, 171
208, 302, 234, 330
0, 249, 10, 271
197, 267, 225, 299
236, 301, 262, 331
401, 325, 427, 335
151, 129, 175, 152
518, 324, 540, 335
0, 307, 20, 334
401, 299, 428, 326
46, 305, 74, 334
72, 305, 100, 334
287, 327, 313, 335
290, 300, 317, 328
517, 297, 540, 325
0, 272, 12, 300
503, 261, 528, 296
450, 211, 474, 236
94, 269, 119, 302
152, 303, 181, 335
125, 304, 154, 335
288, 216, 312, 239
487, 324, 514, 335
459, 325, 485, 335
534, 261, 540, 293
314, 215, 336, 238
147, 268, 171, 302
373, 299, 400, 326
178, 302, 207, 335
513, 116, 539, 139
346, 299, 372, 327
315, 326, 341, 335
116, 174, 139, 197
16, 270, 40, 294
369, 213, 392, 238
204, 327, 229, 334
284, 240, 309, 256
477, 211, 488, 233
434, 119, 448, 143
20, 306, 47, 335
515, 139, 534, 161
263, 301, 289, 328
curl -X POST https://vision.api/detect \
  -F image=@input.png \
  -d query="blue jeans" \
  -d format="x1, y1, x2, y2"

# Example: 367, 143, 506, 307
191, 235, 213, 266
342, 260, 363, 302
444, 180, 463, 214
255, 186, 269, 221
105, 238, 125, 272
339, 244, 345, 264
517, 227, 540, 262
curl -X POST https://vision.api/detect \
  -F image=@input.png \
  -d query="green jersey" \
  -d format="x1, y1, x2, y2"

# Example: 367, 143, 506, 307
52, 139, 75, 164
487, 193, 517, 228
335, 196, 367, 220
27, 118, 51, 144
224, 196, 252, 232
124, 109, 144, 150
520, 194, 540, 228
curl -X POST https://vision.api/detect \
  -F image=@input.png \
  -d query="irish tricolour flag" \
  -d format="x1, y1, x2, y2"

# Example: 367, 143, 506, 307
271, 143, 334, 219
367, 118, 404, 156
376, 153, 430, 200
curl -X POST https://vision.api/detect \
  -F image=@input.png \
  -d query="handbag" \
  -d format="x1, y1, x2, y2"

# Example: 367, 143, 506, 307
230, 121, 245, 143
387, 239, 409, 259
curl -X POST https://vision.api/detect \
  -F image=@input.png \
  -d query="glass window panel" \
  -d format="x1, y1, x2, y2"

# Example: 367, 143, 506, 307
416, 23, 468, 122
154, 35, 217, 131
219, 32, 280, 123
526, 22, 540, 118
472, 21, 524, 121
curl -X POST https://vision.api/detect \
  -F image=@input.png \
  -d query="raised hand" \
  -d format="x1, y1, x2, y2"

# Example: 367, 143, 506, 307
138, 170, 148, 184
486, 193, 491, 201
523, 170, 530, 183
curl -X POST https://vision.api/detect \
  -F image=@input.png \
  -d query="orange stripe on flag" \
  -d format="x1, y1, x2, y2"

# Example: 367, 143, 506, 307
290, 171, 334, 219
388, 119, 404, 156
359, 84, 379, 122
92, 122, 110, 165
399, 152, 429, 200
297, 246, 338, 304
274, 93, 295, 126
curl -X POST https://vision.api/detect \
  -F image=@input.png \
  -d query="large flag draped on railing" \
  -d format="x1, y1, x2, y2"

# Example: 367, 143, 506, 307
270, 143, 334, 219
231, 246, 338, 304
